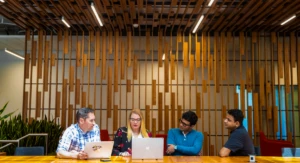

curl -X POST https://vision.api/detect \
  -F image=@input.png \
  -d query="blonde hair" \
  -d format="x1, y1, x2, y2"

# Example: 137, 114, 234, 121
127, 108, 149, 141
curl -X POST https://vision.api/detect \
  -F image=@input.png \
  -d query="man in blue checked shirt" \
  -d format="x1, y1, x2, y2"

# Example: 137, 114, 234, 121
56, 108, 100, 159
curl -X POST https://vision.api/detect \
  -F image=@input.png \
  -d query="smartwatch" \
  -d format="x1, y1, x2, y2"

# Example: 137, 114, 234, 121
174, 145, 177, 150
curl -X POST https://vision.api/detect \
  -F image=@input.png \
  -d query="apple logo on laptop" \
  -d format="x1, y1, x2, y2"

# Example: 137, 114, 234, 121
146, 146, 150, 150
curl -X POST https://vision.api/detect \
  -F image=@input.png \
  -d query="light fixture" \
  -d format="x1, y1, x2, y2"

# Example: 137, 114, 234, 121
133, 19, 139, 28
280, 15, 296, 25
4, 48, 24, 60
208, 0, 214, 6
192, 15, 204, 33
0, 0, 5, 3
91, 2, 103, 26
61, 16, 70, 28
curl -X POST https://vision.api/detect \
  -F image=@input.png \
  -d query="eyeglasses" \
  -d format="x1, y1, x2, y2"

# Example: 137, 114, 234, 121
130, 118, 141, 122
179, 119, 191, 127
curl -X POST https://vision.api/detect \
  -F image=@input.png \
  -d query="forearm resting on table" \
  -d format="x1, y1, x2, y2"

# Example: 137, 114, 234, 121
57, 150, 79, 159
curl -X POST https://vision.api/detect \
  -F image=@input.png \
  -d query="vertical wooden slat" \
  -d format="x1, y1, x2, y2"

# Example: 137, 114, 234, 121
25, 54, 30, 79
247, 68, 252, 92
278, 41, 283, 78
133, 55, 138, 80
222, 105, 227, 119
208, 55, 213, 80
253, 93, 259, 132
202, 32, 207, 67
203, 132, 208, 156
69, 66, 74, 92
127, 31, 132, 67
95, 31, 100, 67
126, 80, 131, 92
259, 67, 265, 107
23, 92, 28, 120
146, 29, 150, 54
240, 80, 245, 114
35, 92, 41, 118
190, 55, 194, 80
171, 55, 175, 80
240, 32, 244, 55
55, 92, 61, 117
164, 105, 169, 134
145, 105, 150, 129
196, 92, 201, 118
83, 54, 87, 66
37, 30, 43, 78
114, 31, 119, 92
76, 41, 81, 67
32, 41, 37, 66
68, 105, 73, 126
183, 42, 188, 67
158, 92, 163, 131
51, 54, 56, 66
152, 118, 156, 137
273, 106, 278, 134
113, 105, 118, 131
64, 29, 68, 54
107, 67, 112, 118
284, 40, 290, 93
102, 31, 107, 79
221, 32, 226, 80
214, 32, 220, 92
82, 92, 86, 107
171, 93, 175, 128
75, 79, 80, 105
290, 32, 296, 67
177, 105, 182, 122
164, 47, 169, 92
121, 41, 125, 79
108, 31, 113, 54
247, 106, 253, 138
158, 30, 163, 67
196, 42, 201, 68
152, 80, 156, 105
62, 79, 67, 128
234, 93, 238, 109
202, 80, 207, 93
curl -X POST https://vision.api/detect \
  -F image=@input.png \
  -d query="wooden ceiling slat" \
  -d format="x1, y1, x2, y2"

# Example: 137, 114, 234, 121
203, 0, 226, 32
129, 1, 136, 20
198, 0, 218, 32
212, 1, 235, 31
183, 0, 204, 32
0, 9, 27, 29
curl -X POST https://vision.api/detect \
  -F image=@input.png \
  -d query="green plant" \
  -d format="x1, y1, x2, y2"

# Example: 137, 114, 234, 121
0, 114, 63, 155
0, 102, 17, 121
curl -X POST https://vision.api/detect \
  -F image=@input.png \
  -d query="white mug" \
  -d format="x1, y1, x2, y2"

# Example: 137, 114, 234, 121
249, 154, 256, 162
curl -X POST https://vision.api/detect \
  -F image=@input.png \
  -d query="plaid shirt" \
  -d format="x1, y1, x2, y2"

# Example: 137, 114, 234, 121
56, 123, 100, 152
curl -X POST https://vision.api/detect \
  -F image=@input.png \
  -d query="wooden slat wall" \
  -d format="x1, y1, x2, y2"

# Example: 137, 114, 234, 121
23, 31, 300, 154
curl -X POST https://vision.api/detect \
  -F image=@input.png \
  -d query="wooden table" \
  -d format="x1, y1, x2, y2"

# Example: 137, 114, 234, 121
0, 156, 299, 163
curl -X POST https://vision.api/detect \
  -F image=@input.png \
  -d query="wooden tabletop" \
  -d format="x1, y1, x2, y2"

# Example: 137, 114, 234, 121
0, 156, 299, 163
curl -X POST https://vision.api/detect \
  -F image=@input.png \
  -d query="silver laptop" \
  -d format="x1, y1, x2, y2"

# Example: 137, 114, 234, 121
132, 138, 164, 160
84, 141, 114, 159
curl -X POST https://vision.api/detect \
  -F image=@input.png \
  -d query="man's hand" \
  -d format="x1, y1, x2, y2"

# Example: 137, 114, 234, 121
77, 151, 88, 160
166, 144, 176, 155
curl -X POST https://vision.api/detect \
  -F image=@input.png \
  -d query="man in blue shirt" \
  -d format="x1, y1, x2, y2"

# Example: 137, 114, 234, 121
219, 109, 255, 157
166, 110, 204, 156
56, 108, 100, 159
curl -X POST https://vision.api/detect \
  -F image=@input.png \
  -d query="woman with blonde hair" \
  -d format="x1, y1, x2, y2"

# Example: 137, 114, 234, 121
112, 109, 152, 156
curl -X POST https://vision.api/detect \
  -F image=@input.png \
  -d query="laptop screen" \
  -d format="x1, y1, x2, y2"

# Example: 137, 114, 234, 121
84, 141, 114, 159
132, 138, 164, 160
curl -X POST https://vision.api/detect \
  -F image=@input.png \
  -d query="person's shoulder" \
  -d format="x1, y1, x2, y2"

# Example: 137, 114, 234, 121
168, 128, 180, 133
191, 130, 204, 136
118, 126, 128, 132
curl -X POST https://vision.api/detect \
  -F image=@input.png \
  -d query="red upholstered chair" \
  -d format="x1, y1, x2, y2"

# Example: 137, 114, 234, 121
259, 131, 294, 156
100, 129, 111, 141
156, 134, 168, 155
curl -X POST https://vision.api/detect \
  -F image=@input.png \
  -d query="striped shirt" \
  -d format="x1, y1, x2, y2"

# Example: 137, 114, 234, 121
56, 123, 100, 152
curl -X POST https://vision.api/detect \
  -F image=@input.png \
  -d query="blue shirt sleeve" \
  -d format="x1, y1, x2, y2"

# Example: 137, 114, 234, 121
177, 132, 204, 155
224, 131, 243, 152
167, 129, 176, 145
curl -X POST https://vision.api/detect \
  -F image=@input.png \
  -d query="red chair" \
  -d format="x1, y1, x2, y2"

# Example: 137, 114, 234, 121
156, 134, 168, 155
100, 129, 111, 141
259, 131, 294, 156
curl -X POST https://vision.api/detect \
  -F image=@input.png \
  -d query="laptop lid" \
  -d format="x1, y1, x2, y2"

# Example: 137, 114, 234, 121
132, 138, 164, 160
84, 141, 114, 159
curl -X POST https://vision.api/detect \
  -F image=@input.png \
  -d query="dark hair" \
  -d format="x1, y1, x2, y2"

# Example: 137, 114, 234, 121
76, 108, 94, 122
227, 109, 244, 125
182, 110, 198, 126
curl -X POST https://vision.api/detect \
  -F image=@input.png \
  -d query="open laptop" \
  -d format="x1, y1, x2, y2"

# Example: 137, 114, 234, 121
84, 141, 114, 159
132, 138, 164, 160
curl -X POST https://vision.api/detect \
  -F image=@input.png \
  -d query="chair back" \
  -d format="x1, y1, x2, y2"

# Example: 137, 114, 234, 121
282, 148, 300, 157
100, 129, 111, 141
155, 134, 168, 155
259, 131, 294, 156
15, 146, 44, 156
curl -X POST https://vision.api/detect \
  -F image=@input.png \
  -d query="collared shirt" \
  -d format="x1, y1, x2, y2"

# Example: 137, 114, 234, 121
56, 123, 100, 152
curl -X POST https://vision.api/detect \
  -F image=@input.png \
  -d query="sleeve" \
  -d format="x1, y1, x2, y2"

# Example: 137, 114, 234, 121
112, 128, 124, 156
94, 124, 101, 142
224, 132, 244, 152
177, 132, 204, 156
167, 129, 176, 145
56, 128, 74, 152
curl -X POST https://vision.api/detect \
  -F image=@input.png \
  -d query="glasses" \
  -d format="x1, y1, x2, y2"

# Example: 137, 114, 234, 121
130, 118, 141, 122
179, 119, 191, 127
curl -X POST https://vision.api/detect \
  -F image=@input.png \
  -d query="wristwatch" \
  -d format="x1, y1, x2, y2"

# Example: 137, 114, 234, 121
174, 145, 177, 150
